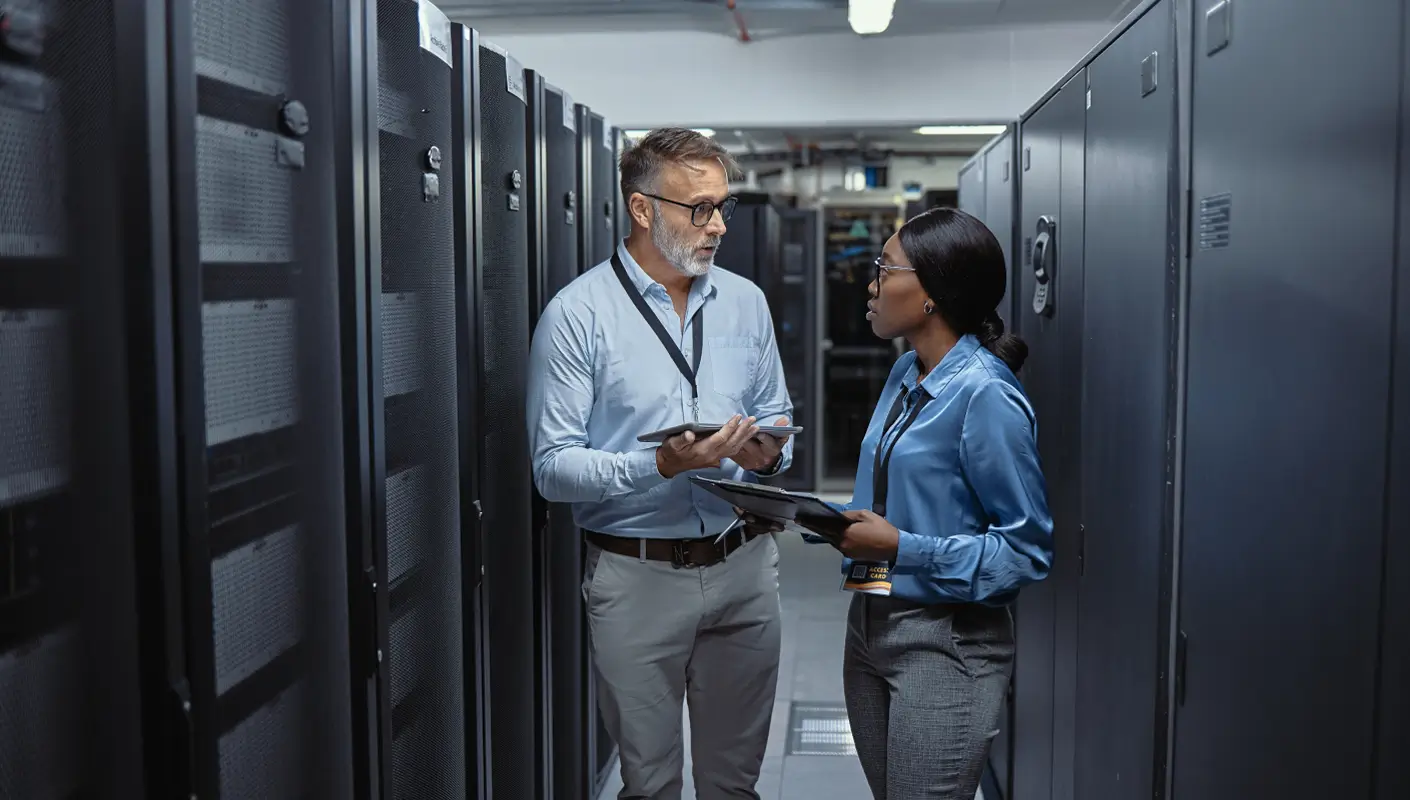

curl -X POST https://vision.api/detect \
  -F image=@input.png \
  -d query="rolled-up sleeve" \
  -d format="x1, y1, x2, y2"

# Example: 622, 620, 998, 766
527, 297, 667, 503
746, 292, 795, 477
891, 379, 1053, 604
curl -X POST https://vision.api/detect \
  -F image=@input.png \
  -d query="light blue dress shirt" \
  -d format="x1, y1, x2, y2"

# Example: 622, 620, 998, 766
527, 242, 794, 540
829, 334, 1053, 606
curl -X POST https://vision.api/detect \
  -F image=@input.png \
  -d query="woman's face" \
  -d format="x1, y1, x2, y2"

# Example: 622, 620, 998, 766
867, 232, 929, 340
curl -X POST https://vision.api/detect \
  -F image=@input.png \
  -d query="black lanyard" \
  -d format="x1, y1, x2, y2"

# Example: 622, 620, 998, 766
611, 253, 705, 419
872, 386, 932, 517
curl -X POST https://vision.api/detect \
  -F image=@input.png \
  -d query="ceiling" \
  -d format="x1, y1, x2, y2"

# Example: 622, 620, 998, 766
695, 125, 1001, 159
441, 0, 1141, 38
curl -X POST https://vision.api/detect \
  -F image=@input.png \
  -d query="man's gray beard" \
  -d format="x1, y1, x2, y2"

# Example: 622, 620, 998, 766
651, 201, 717, 278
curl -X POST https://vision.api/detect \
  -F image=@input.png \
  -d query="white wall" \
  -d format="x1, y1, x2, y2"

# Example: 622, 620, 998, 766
478, 22, 1114, 128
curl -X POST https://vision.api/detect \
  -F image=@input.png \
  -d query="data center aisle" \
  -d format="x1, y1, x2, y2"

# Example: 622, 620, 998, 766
597, 492, 958, 800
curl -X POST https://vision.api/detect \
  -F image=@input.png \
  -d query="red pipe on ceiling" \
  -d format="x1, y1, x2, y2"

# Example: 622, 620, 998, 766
726, 0, 751, 42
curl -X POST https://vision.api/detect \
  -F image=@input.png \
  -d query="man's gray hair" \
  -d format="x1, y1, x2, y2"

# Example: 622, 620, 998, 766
618, 128, 740, 205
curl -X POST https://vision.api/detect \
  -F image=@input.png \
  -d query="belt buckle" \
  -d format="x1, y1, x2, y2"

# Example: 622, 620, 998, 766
670, 541, 696, 569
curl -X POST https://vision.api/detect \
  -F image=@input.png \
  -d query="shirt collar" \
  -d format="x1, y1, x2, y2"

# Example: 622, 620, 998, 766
616, 240, 718, 301
901, 334, 982, 396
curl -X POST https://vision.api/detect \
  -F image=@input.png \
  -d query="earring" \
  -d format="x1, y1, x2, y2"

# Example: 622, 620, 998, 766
923, 300, 935, 315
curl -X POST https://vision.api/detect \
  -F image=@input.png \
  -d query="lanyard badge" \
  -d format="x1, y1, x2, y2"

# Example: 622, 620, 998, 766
611, 253, 704, 421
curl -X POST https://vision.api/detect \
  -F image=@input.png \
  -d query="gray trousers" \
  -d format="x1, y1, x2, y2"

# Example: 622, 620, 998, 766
583, 533, 782, 800
843, 594, 1014, 800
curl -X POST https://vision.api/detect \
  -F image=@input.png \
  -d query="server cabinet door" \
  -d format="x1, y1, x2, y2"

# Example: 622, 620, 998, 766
764, 209, 820, 492
476, 39, 538, 800
540, 81, 589, 800
1380, 33, 1410, 797
177, 0, 354, 795
372, 1, 468, 797
451, 24, 492, 800
982, 135, 1015, 331
958, 161, 986, 217
1011, 93, 1061, 800
0, 4, 148, 797
614, 128, 631, 244
1176, 1, 1401, 797
526, 71, 584, 800
1048, 72, 1088, 800
1074, 6, 1177, 799
589, 114, 620, 268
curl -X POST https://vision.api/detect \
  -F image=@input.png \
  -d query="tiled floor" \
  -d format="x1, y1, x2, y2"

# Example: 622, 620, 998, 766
595, 493, 989, 799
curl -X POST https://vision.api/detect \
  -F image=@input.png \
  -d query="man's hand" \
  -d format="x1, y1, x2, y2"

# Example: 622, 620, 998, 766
733, 507, 786, 537
656, 415, 760, 479
734, 416, 793, 473
838, 510, 901, 562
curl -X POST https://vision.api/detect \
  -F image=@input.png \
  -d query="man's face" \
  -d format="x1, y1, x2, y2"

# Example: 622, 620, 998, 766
645, 159, 730, 277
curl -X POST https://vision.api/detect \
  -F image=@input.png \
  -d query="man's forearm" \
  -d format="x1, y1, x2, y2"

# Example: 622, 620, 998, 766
534, 444, 667, 504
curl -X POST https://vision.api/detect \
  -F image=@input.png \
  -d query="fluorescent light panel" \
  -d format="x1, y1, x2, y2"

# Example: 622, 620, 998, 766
915, 124, 1009, 136
849, 0, 896, 35
623, 128, 716, 138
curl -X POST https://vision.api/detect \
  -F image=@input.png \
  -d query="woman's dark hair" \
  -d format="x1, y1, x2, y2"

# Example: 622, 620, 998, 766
897, 207, 1029, 372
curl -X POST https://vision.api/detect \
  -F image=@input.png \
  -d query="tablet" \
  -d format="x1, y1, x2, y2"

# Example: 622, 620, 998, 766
636, 422, 803, 444
688, 477, 849, 543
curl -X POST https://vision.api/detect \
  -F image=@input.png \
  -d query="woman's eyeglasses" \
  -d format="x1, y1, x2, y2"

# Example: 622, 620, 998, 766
874, 256, 916, 285
642, 193, 739, 227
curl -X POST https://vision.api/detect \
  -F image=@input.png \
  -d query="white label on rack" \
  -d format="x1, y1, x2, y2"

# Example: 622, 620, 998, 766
563, 91, 576, 132
1086, 88, 1092, 109
505, 54, 526, 103
417, 0, 452, 67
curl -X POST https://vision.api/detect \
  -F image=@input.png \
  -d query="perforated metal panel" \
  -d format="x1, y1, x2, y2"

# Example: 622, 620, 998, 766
0, 629, 83, 799
189, 0, 353, 795
375, 2, 465, 797
0, 1, 146, 796
0, 312, 70, 505
477, 40, 538, 800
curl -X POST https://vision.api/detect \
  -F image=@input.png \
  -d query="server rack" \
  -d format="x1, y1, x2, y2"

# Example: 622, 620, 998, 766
614, 127, 631, 243
1174, 1, 1404, 798
170, 0, 355, 795
957, 127, 1018, 331
714, 194, 778, 286
475, 36, 539, 800
525, 69, 585, 800
759, 208, 822, 492
364, 1, 472, 797
0, 3, 153, 797
580, 108, 619, 270
576, 106, 620, 797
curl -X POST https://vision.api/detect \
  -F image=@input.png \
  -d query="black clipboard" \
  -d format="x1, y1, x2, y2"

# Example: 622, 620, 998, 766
637, 423, 803, 444
688, 476, 848, 543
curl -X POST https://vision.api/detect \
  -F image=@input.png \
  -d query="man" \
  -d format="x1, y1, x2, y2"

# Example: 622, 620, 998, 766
526, 127, 794, 799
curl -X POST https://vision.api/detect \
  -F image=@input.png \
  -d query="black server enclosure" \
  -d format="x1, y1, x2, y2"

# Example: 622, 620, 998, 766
364, 0, 474, 797
1072, 6, 1178, 799
581, 109, 619, 270
1175, 0, 1404, 797
576, 106, 620, 797
982, 133, 1017, 330
760, 208, 822, 492
170, 0, 355, 795
614, 127, 631, 244
526, 69, 585, 800
450, 23, 493, 800
475, 37, 539, 800
1011, 69, 1086, 800
0, 2, 152, 797
714, 194, 778, 287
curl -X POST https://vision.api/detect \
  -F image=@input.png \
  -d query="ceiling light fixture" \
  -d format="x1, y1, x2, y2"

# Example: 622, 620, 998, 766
914, 124, 1009, 136
622, 128, 716, 139
849, 0, 896, 35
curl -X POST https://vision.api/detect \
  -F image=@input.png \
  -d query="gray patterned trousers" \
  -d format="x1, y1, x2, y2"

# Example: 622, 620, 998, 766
843, 594, 1015, 799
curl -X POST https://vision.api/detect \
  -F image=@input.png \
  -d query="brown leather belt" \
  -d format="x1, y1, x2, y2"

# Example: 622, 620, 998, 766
585, 528, 761, 569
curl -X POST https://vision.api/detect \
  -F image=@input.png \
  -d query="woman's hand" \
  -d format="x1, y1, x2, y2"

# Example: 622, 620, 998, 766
839, 510, 901, 561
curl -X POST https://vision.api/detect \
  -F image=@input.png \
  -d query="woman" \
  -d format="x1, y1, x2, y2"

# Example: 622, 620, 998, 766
829, 208, 1053, 799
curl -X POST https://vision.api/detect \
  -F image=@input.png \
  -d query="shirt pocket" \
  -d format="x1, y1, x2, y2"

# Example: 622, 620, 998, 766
707, 335, 760, 403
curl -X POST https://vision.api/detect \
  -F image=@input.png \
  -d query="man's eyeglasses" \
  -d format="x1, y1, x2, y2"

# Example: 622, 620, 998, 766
874, 256, 916, 285
642, 193, 738, 227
